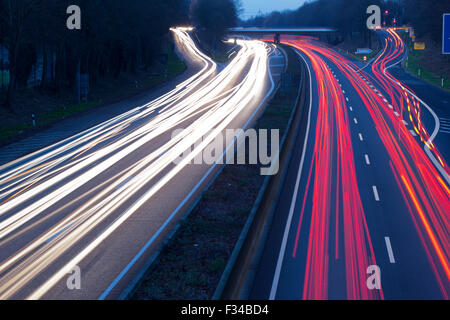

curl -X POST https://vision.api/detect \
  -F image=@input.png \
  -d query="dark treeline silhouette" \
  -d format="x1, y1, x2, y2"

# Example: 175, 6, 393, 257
242, 0, 401, 46
0, 0, 189, 108
242, 0, 449, 45
243, 0, 389, 32
404, 0, 450, 42
189, 0, 240, 46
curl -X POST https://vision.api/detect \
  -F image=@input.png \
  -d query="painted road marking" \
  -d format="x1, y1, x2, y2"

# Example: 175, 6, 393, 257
384, 236, 396, 263
388, 104, 393, 109
410, 130, 417, 136
394, 111, 400, 117
372, 185, 380, 201
359, 133, 364, 141
402, 120, 408, 126
346, 97, 349, 102
350, 106, 353, 111
269, 50, 313, 300
354, 118, 358, 124
365, 154, 371, 165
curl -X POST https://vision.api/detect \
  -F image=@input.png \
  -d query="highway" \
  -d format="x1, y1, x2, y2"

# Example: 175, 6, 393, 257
0, 28, 284, 299
250, 29, 449, 300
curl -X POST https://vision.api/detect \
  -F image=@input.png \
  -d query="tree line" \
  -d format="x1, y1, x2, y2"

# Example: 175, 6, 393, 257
404, 0, 450, 42
243, 0, 449, 45
189, 0, 240, 46
0, 0, 189, 109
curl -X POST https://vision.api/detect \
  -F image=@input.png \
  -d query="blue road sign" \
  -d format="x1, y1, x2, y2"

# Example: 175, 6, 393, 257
443, 14, 450, 54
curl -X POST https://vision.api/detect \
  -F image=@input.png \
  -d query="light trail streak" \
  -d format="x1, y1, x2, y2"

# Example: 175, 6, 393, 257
265, 36, 382, 300
0, 28, 272, 299
274, 28, 449, 299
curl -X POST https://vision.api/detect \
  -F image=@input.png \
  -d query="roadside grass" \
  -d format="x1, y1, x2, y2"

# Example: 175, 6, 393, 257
0, 51, 186, 146
404, 49, 450, 91
0, 101, 100, 142
212, 47, 235, 63
144, 52, 187, 87
397, 30, 450, 92
191, 31, 235, 64
131, 46, 301, 300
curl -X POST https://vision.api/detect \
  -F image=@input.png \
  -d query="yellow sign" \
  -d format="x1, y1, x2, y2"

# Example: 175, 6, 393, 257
414, 42, 425, 50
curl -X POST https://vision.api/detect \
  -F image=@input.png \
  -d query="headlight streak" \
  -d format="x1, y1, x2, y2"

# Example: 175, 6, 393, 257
0, 29, 271, 299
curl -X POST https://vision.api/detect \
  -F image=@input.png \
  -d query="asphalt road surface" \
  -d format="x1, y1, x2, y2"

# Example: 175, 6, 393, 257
250, 29, 449, 300
0, 28, 285, 299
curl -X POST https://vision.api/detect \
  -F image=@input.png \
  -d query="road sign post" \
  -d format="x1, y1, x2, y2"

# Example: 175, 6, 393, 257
443, 14, 450, 54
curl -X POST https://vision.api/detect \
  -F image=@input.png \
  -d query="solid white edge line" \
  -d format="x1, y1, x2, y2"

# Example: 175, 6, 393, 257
96, 40, 278, 300
383, 36, 450, 186
269, 49, 313, 300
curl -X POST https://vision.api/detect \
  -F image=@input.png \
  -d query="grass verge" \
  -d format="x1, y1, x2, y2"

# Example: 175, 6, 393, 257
0, 51, 186, 146
397, 30, 450, 92
0, 101, 101, 142
131, 46, 301, 300
404, 49, 450, 91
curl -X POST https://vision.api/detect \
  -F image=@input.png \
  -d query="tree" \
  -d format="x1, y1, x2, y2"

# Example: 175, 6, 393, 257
190, 0, 240, 45
1, 0, 43, 109
0, 0, 190, 109
404, 0, 450, 42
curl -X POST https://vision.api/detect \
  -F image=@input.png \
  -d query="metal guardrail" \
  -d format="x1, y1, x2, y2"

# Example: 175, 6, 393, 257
213, 45, 309, 299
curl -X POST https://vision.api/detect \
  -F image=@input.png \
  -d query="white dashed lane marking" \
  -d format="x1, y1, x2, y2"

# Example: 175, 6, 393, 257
384, 237, 396, 263
365, 154, 371, 165
372, 186, 380, 201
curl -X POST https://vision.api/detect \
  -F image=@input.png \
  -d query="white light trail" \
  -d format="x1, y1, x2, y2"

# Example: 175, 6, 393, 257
0, 28, 271, 299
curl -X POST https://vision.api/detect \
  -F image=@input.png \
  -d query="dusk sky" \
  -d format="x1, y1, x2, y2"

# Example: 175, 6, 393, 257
240, 0, 306, 19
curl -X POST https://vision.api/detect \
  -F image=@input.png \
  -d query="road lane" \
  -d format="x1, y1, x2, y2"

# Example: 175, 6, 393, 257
250, 31, 449, 300
0, 28, 283, 299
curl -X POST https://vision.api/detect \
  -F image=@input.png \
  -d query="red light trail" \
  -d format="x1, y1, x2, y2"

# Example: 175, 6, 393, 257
264, 28, 449, 299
